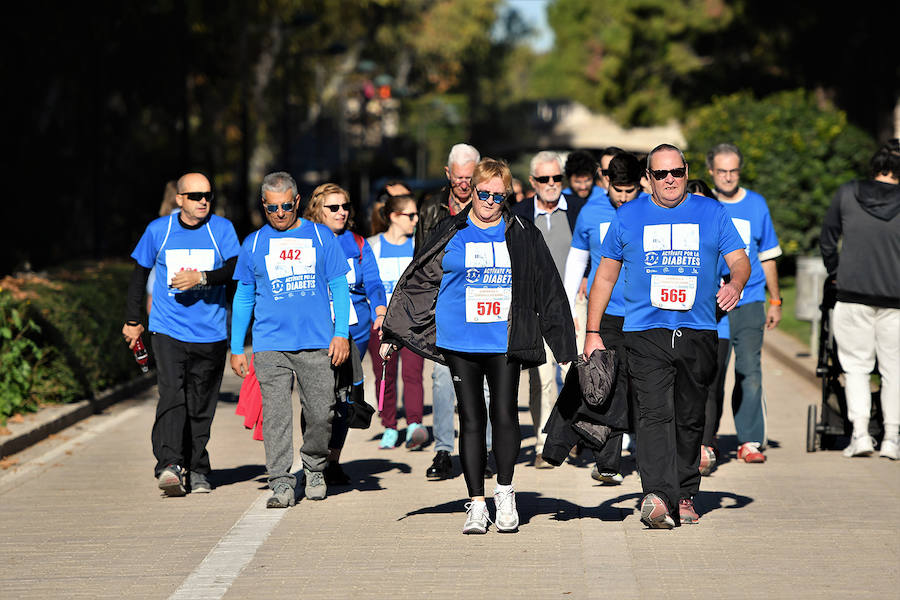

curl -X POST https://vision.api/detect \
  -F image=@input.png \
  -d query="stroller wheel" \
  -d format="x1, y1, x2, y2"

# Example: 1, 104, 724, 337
806, 404, 818, 452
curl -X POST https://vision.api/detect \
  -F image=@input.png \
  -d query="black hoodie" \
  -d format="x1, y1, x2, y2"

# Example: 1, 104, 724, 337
820, 179, 900, 308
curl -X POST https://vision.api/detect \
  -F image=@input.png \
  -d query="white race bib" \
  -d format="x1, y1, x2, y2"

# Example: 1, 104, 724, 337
165, 249, 215, 289
465, 287, 511, 323
650, 275, 697, 310
265, 238, 316, 280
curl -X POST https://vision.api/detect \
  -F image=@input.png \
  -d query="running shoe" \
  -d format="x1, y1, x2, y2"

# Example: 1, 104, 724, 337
639, 493, 675, 529
463, 500, 490, 534
405, 423, 429, 450
304, 468, 326, 501
699, 445, 717, 475
880, 438, 900, 460
679, 498, 699, 524
426, 450, 453, 480
737, 442, 766, 463
493, 486, 519, 532
843, 434, 875, 457
590, 465, 623, 484
379, 428, 399, 449
266, 484, 295, 508
157, 464, 187, 497
189, 471, 212, 493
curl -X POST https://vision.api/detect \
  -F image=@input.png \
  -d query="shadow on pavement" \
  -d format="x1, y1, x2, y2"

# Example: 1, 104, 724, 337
323, 458, 413, 497
211, 464, 267, 488
695, 490, 754, 517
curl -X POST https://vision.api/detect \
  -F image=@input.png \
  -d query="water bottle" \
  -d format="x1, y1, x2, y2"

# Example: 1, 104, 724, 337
133, 336, 150, 373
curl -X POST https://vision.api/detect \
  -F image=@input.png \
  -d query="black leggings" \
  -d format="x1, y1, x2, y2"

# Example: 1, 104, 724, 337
443, 350, 521, 497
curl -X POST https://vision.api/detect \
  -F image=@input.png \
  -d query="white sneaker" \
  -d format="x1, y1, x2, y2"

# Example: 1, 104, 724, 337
493, 486, 519, 532
879, 438, 900, 460
843, 434, 875, 457
462, 500, 489, 534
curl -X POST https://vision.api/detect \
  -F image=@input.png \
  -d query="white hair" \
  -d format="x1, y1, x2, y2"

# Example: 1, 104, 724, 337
447, 144, 480, 169
530, 150, 564, 175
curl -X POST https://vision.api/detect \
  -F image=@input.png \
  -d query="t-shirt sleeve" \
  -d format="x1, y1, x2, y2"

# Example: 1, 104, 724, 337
756, 204, 782, 260
233, 235, 256, 284
717, 205, 745, 256
218, 219, 242, 260
600, 216, 624, 261
571, 210, 590, 251
130, 224, 159, 269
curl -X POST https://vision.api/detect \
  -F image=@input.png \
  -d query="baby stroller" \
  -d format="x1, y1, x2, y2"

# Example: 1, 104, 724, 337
806, 279, 883, 451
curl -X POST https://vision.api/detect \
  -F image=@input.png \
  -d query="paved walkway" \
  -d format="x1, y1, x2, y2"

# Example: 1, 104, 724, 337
0, 328, 897, 599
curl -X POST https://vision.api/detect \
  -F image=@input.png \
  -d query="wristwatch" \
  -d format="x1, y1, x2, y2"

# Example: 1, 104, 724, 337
199, 271, 208, 286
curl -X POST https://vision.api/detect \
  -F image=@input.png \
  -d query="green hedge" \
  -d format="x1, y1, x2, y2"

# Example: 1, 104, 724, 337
0, 261, 137, 423
684, 89, 875, 257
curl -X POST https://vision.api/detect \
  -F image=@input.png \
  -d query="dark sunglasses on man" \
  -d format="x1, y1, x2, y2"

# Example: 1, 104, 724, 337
180, 191, 214, 202
648, 167, 687, 180
533, 174, 563, 184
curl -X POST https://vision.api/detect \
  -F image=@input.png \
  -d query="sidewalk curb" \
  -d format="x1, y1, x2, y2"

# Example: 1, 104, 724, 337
0, 371, 157, 459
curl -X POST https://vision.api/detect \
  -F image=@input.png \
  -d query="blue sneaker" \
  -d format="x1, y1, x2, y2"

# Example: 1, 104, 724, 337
379, 428, 399, 449
405, 423, 429, 450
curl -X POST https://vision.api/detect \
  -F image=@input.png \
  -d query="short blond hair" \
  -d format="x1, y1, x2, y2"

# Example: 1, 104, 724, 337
473, 158, 513, 196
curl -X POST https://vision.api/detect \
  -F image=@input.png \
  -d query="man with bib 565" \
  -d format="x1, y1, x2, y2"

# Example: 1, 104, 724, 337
583, 144, 750, 528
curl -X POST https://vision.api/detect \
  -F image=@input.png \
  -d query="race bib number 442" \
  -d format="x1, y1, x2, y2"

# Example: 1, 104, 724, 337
650, 275, 697, 310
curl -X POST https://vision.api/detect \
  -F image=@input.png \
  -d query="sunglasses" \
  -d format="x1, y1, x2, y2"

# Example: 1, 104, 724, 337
264, 200, 297, 214
181, 191, 214, 202
648, 167, 687, 180
476, 190, 506, 204
323, 203, 352, 213
397, 211, 418, 219
533, 174, 563, 184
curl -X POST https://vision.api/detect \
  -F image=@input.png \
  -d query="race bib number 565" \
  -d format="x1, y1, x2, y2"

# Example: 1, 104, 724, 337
650, 275, 696, 310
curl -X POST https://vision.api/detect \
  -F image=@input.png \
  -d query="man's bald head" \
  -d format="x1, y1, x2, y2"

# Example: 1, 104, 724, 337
176, 172, 211, 193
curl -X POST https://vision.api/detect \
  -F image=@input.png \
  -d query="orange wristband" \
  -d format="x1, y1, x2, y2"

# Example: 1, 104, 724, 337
769, 298, 782, 306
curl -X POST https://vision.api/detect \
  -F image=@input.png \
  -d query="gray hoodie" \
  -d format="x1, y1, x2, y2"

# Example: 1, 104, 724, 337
820, 179, 900, 308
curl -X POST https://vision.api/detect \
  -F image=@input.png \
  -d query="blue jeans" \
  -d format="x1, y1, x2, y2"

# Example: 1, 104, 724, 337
728, 302, 767, 446
431, 362, 491, 453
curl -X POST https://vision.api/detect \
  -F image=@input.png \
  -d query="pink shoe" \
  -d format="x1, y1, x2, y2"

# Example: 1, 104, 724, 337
737, 442, 766, 463
699, 445, 717, 475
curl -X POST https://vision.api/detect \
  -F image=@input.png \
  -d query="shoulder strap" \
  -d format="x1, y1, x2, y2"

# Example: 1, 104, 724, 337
352, 232, 365, 263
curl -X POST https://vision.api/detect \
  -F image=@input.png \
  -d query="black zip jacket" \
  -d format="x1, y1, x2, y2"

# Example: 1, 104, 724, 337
382, 205, 577, 368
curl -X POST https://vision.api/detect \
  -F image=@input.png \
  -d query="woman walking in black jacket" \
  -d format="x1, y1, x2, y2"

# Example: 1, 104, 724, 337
381, 158, 576, 534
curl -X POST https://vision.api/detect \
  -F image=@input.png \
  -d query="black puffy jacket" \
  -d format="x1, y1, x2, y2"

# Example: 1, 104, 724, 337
382, 205, 576, 368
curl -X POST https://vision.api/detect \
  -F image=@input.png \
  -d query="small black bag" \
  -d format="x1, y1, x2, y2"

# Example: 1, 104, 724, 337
345, 382, 375, 429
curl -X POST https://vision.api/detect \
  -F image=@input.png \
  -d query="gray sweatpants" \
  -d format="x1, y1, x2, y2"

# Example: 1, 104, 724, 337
254, 349, 335, 491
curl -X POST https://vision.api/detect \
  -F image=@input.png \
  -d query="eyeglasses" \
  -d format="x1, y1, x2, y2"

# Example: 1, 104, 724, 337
600, 169, 610, 177
264, 200, 297, 214
714, 168, 740, 177
450, 176, 472, 185
323, 203, 352, 213
180, 191, 214, 202
397, 211, 418, 219
476, 190, 506, 204
533, 174, 563, 184
648, 167, 687, 180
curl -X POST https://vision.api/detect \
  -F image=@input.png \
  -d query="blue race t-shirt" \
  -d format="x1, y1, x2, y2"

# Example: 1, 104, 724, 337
601, 193, 745, 331
717, 189, 782, 305
570, 193, 649, 316
131, 213, 240, 343
336, 230, 386, 345
233, 220, 349, 352
436, 217, 511, 353
371, 234, 414, 302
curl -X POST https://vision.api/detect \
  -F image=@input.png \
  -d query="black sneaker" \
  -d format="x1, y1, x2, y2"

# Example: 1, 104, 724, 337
426, 450, 452, 480
324, 461, 351, 486
158, 464, 187, 497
